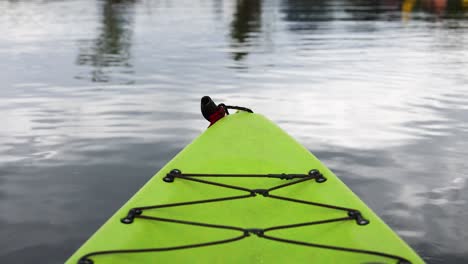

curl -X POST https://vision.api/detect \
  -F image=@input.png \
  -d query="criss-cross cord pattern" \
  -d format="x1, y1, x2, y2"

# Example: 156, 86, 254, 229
78, 169, 411, 264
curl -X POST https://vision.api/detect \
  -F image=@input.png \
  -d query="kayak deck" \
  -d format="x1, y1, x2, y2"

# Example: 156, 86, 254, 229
67, 112, 424, 264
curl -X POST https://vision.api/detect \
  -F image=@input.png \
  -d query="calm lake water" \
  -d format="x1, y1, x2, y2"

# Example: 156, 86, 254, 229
1, 0, 468, 263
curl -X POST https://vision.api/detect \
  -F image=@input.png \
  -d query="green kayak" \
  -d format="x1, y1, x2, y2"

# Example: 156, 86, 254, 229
67, 97, 424, 264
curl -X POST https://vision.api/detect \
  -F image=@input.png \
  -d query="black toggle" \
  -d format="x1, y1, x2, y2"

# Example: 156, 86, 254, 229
245, 228, 264, 236
121, 208, 143, 224
348, 210, 370, 226
163, 169, 182, 183
201, 96, 220, 121
309, 169, 327, 183
251, 189, 269, 196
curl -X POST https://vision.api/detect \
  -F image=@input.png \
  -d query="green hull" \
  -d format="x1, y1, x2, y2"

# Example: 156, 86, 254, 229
67, 112, 424, 264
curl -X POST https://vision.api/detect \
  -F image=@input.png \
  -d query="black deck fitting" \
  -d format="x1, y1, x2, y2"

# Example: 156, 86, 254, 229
121, 208, 143, 224
398, 260, 412, 264
348, 210, 370, 226
245, 228, 264, 236
163, 169, 182, 183
78, 258, 93, 264
309, 169, 327, 183
251, 189, 269, 197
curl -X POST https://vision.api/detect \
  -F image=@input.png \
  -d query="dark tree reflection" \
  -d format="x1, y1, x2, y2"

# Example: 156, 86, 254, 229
230, 0, 262, 61
76, 0, 135, 82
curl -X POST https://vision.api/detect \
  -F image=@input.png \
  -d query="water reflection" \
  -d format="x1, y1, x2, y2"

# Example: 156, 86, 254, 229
280, 0, 332, 32
280, 0, 468, 24
76, 0, 135, 82
230, 0, 262, 61
402, 0, 468, 19
1, 0, 468, 263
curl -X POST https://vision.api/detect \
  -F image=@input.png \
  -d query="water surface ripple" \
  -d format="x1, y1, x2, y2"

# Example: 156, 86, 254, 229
1, 0, 468, 263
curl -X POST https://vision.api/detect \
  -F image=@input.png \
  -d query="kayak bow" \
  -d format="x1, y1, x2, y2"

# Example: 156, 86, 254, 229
67, 97, 424, 264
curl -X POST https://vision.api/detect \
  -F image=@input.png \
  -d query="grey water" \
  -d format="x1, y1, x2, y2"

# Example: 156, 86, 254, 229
1, 0, 468, 263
